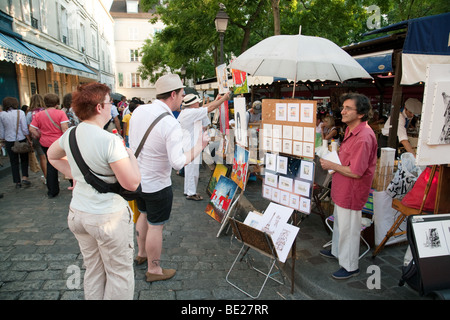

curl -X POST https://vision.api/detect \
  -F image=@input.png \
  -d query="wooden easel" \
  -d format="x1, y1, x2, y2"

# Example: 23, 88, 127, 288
373, 164, 450, 257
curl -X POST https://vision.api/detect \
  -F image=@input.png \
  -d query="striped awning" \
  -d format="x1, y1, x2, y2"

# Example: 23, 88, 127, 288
0, 32, 46, 69
18, 39, 97, 79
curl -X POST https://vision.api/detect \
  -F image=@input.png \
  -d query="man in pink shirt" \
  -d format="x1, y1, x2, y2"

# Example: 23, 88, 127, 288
320, 93, 377, 280
30, 94, 69, 198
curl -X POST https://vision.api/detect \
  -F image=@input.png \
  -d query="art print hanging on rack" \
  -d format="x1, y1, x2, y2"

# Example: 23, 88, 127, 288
262, 152, 314, 214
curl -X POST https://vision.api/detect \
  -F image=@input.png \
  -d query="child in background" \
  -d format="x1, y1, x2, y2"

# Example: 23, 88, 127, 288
121, 101, 138, 147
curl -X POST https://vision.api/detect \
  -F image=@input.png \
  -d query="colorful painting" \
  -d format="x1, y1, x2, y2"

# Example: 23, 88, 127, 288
230, 145, 249, 190
220, 100, 229, 134
205, 176, 238, 223
231, 69, 249, 94
206, 164, 230, 196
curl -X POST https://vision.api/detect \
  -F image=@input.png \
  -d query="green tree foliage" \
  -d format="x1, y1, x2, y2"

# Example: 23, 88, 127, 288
139, 0, 449, 83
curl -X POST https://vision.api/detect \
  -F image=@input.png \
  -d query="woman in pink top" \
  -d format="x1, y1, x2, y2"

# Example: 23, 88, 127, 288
30, 93, 69, 198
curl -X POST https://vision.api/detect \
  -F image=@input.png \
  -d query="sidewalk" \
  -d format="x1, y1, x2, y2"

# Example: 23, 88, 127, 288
0, 158, 428, 300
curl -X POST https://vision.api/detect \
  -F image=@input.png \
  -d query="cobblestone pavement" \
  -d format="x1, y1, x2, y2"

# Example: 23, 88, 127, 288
0, 157, 429, 302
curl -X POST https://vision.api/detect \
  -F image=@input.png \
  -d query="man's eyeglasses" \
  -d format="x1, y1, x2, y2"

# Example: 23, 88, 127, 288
340, 106, 357, 112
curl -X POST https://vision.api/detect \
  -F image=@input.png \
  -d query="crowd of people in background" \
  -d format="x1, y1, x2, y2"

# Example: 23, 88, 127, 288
1, 79, 424, 298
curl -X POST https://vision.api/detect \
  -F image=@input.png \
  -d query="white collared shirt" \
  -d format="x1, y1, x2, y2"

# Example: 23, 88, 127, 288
381, 109, 409, 142
129, 100, 186, 193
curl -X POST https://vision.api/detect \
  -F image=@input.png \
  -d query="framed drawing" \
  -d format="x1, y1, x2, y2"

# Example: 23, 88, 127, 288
262, 153, 313, 213
427, 81, 450, 145
416, 64, 450, 166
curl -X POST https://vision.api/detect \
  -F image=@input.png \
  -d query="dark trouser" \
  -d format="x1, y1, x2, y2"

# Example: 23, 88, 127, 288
42, 146, 60, 197
5, 140, 29, 184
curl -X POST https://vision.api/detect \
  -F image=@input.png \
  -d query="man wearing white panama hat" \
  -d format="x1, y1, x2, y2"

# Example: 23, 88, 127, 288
129, 73, 211, 282
178, 91, 230, 201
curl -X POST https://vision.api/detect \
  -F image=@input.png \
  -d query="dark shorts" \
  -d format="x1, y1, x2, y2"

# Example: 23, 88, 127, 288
137, 186, 173, 225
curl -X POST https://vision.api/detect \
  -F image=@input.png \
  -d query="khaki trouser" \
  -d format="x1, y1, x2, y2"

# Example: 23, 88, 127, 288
68, 206, 135, 300
331, 204, 362, 272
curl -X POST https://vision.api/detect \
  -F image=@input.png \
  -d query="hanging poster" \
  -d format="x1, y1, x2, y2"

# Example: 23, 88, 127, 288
234, 97, 248, 147
231, 145, 249, 190
205, 176, 238, 223
231, 69, 249, 94
216, 63, 229, 94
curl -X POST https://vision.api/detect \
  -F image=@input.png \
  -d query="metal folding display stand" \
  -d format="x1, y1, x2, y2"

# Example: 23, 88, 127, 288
226, 218, 286, 299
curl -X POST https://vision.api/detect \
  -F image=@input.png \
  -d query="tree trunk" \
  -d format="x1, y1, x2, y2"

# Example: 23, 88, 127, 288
271, 0, 281, 35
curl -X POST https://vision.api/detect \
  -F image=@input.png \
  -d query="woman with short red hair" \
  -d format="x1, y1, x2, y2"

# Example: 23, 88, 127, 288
47, 83, 141, 299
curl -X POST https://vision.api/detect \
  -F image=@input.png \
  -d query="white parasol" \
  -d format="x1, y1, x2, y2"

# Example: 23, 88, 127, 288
228, 32, 371, 96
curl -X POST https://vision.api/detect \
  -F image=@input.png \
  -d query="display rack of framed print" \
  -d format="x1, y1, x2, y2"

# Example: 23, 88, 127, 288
261, 99, 317, 159
262, 152, 315, 214
260, 99, 317, 215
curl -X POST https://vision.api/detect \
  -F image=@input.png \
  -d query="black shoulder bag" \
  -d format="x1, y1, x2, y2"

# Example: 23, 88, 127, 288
69, 112, 170, 201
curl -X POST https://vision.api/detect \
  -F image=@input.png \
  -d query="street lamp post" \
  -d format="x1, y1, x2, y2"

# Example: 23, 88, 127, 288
215, 3, 229, 65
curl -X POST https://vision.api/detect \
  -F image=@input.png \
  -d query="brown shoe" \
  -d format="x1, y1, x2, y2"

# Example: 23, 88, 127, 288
145, 269, 176, 282
186, 194, 203, 201
134, 256, 147, 265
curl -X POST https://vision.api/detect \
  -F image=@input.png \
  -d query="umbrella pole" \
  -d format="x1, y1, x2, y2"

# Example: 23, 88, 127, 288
293, 26, 301, 98
292, 77, 296, 98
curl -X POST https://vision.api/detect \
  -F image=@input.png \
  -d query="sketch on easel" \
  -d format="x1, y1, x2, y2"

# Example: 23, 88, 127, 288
438, 91, 450, 144
428, 82, 450, 145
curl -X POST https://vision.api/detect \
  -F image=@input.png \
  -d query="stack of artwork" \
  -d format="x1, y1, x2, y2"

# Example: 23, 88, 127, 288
205, 145, 249, 223
243, 202, 299, 262
263, 153, 314, 214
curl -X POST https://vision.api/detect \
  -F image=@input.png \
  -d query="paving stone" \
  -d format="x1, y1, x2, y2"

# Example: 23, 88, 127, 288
0, 162, 431, 301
